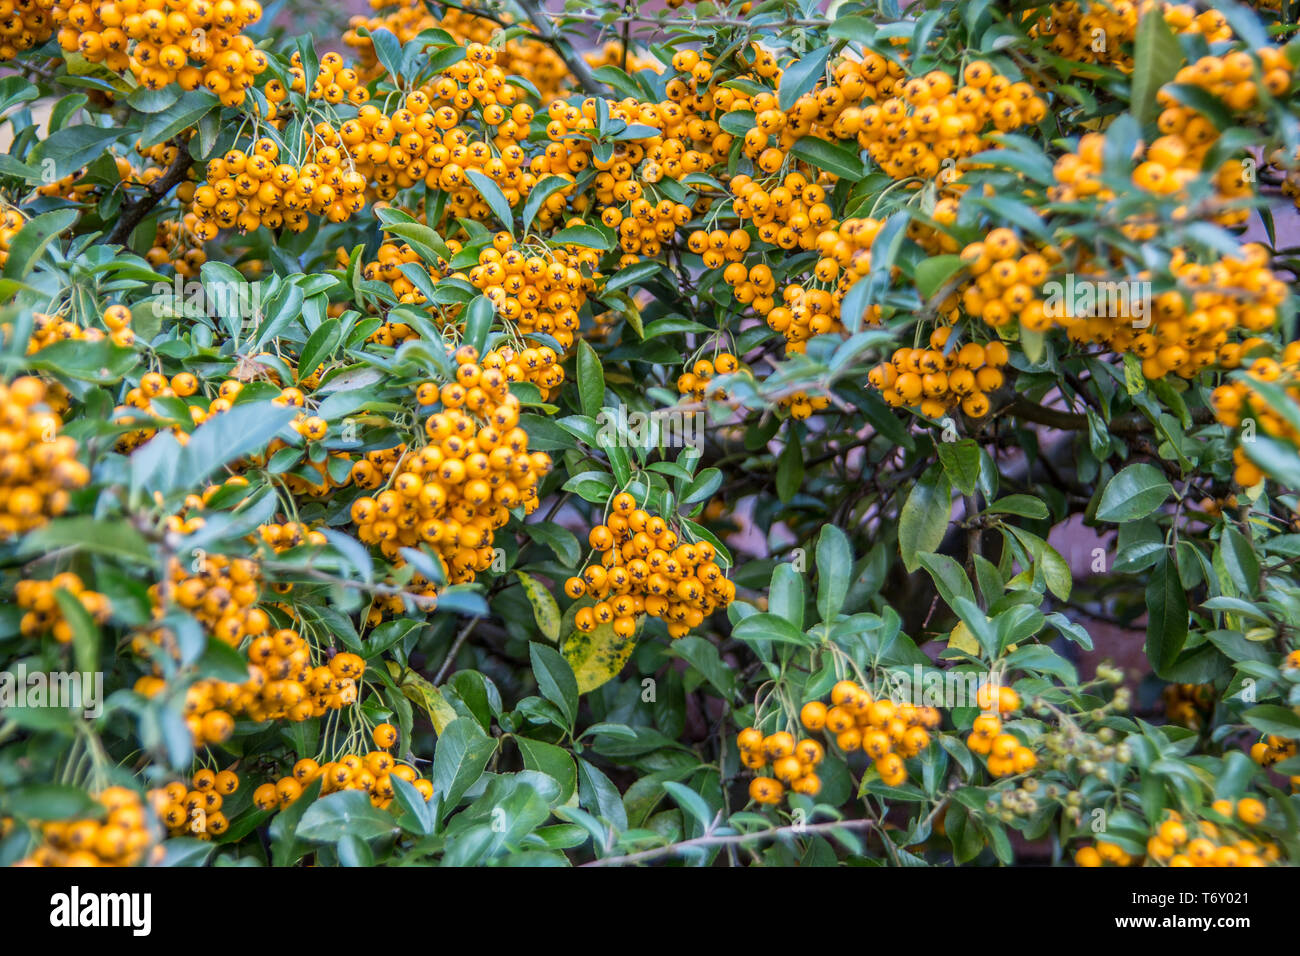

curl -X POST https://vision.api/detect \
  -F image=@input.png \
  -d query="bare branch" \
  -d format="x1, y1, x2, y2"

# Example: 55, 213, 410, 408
582, 818, 874, 867
106, 140, 195, 247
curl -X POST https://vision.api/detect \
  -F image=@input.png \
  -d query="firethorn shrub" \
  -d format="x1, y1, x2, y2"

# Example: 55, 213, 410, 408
0, 0, 1299, 868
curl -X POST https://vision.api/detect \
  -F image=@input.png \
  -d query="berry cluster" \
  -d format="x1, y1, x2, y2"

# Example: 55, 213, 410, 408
18, 787, 154, 867
1030, 2, 1231, 72
957, 227, 1052, 329
1212, 342, 1300, 486
136, 639, 364, 745
676, 352, 742, 402
870, 327, 1009, 419
49, 0, 268, 105
767, 216, 885, 353
737, 728, 825, 802
797, 679, 940, 788
16, 572, 111, 642
1161, 682, 1214, 729
0, 376, 89, 540
777, 391, 832, 421
149, 767, 240, 839
0, 206, 24, 268
729, 171, 833, 257
467, 232, 597, 351
349, 345, 550, 582
345, 2, 571, 103
149, 553, 264, 648
190, 135, 368, 237
963, 685, 1035, 779
1250, 732, 1296, 769
1076, 803, 1279, 868
255, 725, 433, 810
257, 520, 328, 553
856, 63, 1047, 181
564, 492, 735, 639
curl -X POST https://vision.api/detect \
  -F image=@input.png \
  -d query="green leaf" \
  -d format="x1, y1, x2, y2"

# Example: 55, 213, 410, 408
515, 737, 577, 804
936, 439, 980, 496
670, 636, 735, 698
1218, 526, 1259, 598
778, 46, 831, 111
367, 26, 405, 82
376, 210, 453, 263
577, 758, 628, 830
390, 774, 436, 835
914, 254, 966, 301
27, 337, 137, 381
297, 318, 342, 382
516, 570, 561, 641
432, 717, 497, 814
550, 224, 614, 250
732, 612, 812, 646
918, 552, 976, 610
54, 588, 98, 677
1242, 705, 1300, 738
268, 777, 323, 866
127, 85, 181, 113
296, 790, 396, 843
899, 466, 952, 573
603, 260, 661, 296
776, 434, 803, 503
159, 838, 216, 866
1096, 464, 1172, 523
390, 664, 460, 735
576, 339, 604, 418
21, 517, 152, 564
662, 780, 715, 830
2, 209, 78, 281
466, 169, 513, 233
983, 494, 1048, 520
1244, 434, 1300, 488
531, 641, 579, 728
463, 294, 494, 357
520, 174, 571, 233
789, 136, 865, 180
562, 470, 616, 503
682, 467, 722, 507
769, 562, 805, 632
1, 783, 99, 820
816, 524, 852, 622
718, 110, 756, 135
1146, 557, 1188, 676
523, 522, 581, 566
175, 402, 299, 492
29, 127, 120, 180
140, 90, 218, 147
1131, 6, 1184, 124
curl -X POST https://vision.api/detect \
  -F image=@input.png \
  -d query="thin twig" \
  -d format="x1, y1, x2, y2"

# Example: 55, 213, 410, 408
582, 817, 875, 866
433, 615, 482, 684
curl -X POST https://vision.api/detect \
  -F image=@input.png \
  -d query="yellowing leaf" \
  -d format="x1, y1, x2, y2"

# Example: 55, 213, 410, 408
562, 619, 640, 694
948, 620, 981, 656
516, 570, 561, 641
387, 662, 458, 734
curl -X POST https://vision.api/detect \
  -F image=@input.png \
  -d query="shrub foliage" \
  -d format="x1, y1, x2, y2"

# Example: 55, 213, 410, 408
1, 0, 1299, 868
